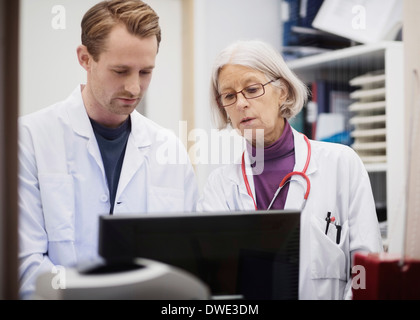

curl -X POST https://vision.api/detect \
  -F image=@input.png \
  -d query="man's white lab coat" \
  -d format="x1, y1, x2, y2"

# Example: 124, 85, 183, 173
18, 86, 199, 299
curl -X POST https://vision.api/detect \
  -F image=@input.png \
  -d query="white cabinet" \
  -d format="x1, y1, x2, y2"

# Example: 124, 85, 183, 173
287, 41, 405, 251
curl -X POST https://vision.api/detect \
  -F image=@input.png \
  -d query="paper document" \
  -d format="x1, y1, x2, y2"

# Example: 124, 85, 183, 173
312, 0, 402, 44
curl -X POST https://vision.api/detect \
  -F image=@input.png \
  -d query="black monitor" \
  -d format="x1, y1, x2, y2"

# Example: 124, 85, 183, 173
98, 210, 300, 300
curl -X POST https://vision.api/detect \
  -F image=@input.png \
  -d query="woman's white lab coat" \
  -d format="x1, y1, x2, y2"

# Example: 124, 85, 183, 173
197, 129, 383, 300
18, 86, 199, 299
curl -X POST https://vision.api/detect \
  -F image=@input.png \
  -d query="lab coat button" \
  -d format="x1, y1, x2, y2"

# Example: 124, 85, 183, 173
100, 194, 108, 202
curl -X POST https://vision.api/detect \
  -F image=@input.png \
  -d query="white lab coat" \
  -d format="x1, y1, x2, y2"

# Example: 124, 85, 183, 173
18, 86, 199, 299
197, 129, 383, 300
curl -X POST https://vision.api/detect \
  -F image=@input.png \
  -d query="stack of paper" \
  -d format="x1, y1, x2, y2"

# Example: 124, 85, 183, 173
348, 70, 387, 164
312, 0, 402, 44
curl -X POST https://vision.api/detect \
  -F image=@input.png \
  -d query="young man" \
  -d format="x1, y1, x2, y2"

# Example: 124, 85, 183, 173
18, 0, 199, 299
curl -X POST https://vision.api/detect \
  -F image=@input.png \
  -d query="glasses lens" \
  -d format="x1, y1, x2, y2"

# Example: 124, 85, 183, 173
243, 84, 264, 99
219, 92, 236, 107
218, 83, 266, 107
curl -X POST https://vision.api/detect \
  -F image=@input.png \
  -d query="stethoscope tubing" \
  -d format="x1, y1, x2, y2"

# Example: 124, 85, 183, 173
241, 134, 311, 210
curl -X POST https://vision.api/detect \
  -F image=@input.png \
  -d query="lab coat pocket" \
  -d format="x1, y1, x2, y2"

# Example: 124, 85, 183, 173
38, 173, 75, 242
310, 215, 347, 281
148, 186, 184, 212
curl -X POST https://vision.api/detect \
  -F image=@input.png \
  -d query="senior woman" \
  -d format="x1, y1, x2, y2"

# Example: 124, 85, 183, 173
197, 40, 383, 300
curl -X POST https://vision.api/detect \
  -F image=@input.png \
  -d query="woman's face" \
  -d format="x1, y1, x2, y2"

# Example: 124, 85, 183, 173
218, 64, 287, 146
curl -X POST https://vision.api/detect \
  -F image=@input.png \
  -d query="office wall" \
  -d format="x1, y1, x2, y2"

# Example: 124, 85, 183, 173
192, 0, 282, 190
19, 0, 97, 116
146, 0, 183, 135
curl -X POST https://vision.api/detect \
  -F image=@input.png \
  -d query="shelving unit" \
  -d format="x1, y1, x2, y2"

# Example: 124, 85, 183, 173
287, 41, 405, 249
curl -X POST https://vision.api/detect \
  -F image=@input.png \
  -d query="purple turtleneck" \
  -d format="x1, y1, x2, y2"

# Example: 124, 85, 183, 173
249, 120, 295, 210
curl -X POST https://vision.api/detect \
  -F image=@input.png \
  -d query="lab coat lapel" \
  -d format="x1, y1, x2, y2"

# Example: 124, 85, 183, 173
284, 130, 318, 210
116, 111, 151, 199
66, 86, 106, 178
66, 86, 151, 194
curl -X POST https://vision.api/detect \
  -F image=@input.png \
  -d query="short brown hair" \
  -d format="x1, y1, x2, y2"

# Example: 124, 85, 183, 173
81, 0, 161, 61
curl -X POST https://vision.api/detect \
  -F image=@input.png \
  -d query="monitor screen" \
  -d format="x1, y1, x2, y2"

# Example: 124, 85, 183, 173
98, 210, 300, 300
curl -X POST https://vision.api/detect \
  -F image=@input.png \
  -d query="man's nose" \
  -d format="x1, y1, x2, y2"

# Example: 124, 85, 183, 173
124, 76, 141, 96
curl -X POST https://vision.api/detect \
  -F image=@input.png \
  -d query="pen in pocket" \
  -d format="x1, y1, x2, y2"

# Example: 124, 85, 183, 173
335, 224, 342, 244
324, 212, 341, 244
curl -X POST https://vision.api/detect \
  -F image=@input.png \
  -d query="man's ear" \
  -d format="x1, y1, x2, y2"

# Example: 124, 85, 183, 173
77, 45, 91, 71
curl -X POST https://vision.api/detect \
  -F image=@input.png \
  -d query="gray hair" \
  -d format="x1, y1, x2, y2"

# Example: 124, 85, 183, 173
210, 40, 309, 129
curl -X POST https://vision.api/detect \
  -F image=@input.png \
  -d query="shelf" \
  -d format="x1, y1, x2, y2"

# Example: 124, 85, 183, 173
287, 41, 402, 71
364, 162, 387, 172
349, 71, 386, 86
287, 39, 405, 255
350, 87, 386, 100
351, 128, 387, 138
349, 114, 386, 125
352, 141, 387, 151
348, 101, 386, 113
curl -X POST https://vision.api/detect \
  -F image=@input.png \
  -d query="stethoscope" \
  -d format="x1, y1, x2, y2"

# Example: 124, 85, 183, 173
241, 134, 312, 211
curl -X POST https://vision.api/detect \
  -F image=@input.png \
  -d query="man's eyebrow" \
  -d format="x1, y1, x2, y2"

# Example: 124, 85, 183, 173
110, 64, 129, 69
110, 64, 155, 70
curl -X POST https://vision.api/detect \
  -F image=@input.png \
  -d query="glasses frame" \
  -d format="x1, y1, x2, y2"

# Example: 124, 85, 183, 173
217, 79, 276, 108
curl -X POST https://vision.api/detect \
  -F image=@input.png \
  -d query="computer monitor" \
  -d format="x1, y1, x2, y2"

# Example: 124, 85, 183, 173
98, 210, 300, 300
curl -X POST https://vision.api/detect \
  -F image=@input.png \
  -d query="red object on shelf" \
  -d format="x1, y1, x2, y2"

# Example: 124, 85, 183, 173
352, 252, 420, 299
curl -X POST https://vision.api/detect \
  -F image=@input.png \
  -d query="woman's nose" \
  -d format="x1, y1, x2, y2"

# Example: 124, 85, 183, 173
235, 92, 249, 109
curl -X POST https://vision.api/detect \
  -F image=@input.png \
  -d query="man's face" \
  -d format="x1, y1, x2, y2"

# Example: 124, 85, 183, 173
83, 24, 158, 126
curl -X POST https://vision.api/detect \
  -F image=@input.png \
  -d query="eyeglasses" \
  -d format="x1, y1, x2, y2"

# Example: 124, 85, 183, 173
217, 79, 276, 108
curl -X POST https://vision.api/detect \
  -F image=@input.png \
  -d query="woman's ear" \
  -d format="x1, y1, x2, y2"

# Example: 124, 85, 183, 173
76, 45, 91, 72
278, 80, 290, 107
